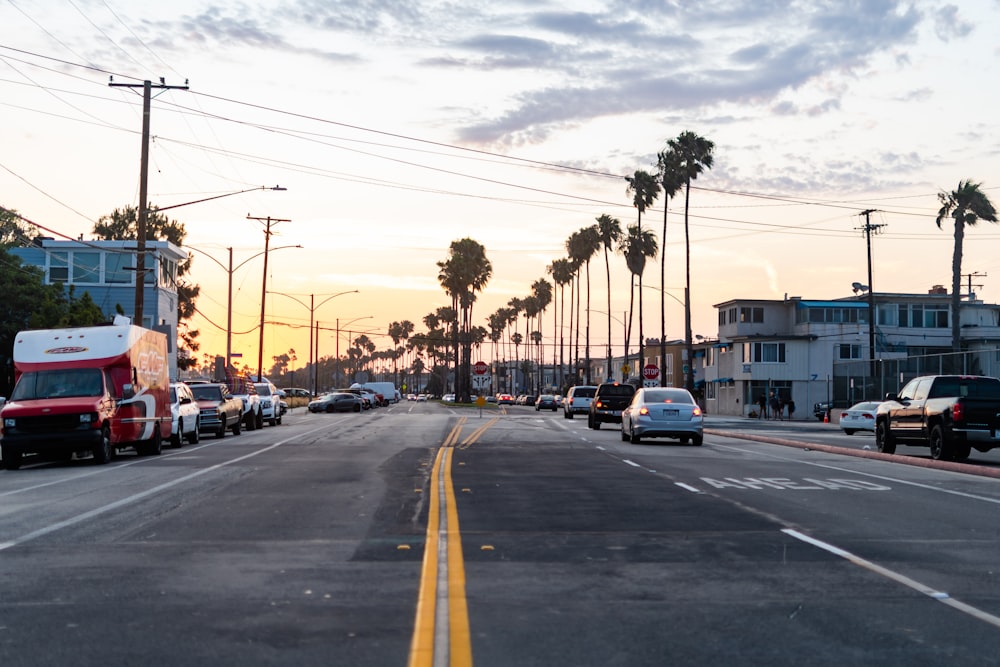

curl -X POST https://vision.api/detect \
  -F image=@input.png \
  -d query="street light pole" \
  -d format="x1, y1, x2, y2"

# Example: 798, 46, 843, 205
248, 214, 291, 381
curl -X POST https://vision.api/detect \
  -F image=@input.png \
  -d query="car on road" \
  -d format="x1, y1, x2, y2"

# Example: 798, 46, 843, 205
253, 381, 283, 426
563, 385, 596, 419
620, 387, 703, 445
839, 401, 880, 435
535, 394, 558, 411
189, 382, 244, 438
169, 382, 200, 447
497, 394, 514, 405
282, 387, 311, 399
308, 392, 363, 413
588, 382, 636, 429
416, 394, 429, 402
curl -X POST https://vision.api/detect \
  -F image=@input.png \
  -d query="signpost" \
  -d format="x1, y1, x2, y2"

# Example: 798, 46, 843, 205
643, 363, 659, 388
474, 361, 488, 375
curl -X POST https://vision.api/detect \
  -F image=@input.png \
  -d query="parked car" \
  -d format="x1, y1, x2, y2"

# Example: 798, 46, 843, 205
169, 382, 200, 448
226, 371, 262, 430
535, 394, 558, 411
620, 387, 703, 445
188, 382, 243, 438
253, 381, 282, 426
523, 395, 537, 407
839, 401, 880, 435
282, 387, 311, 399
563, 385, 597, 419
309, 392, 363, 413
588, 382, 637, 429
442, 393, 456, 403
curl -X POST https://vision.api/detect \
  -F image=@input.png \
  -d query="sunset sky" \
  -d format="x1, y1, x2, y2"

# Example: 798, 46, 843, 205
3, 1, 1000, 375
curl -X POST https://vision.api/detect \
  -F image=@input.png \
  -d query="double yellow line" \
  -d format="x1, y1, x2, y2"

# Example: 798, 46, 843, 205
408, 416, 495, 666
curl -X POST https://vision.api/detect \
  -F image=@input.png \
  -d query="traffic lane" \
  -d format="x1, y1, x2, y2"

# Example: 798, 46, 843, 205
0, 409, 444, 667
449, 416, 998, 666
591, 431, 1000, 632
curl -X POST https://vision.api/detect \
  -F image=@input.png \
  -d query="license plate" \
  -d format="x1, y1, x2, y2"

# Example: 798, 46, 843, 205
664, 409, 679, 417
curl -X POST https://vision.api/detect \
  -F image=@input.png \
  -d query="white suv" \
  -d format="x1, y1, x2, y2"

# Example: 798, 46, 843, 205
563, 385, 597, 419
253, 382, 282, 426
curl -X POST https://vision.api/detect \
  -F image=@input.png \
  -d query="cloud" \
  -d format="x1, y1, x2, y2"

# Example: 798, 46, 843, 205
933, 5, 973, 41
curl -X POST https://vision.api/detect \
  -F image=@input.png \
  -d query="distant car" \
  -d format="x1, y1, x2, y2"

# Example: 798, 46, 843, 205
308, 392, 362, 413
523, 395, 537, 407
169, 382, 200, 447
535, 394, 557, 411
282, 387, 311, 399
839, 401, 881, 435
498, 394, 514, 405
407, 394, 416, 401
443, 393, 456, 403
621, 387, 703, 446
416, 394, 429, 402
563, 385, 596, 419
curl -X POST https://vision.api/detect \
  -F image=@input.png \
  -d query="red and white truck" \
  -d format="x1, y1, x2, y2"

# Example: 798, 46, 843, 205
1, 322, 171, 470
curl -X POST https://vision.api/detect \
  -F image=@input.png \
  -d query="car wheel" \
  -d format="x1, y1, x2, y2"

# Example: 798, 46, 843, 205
353, 403, 361, 413
171, 420, 182, 448
188, 421, 200, 444
929, 425, 953, 461
326, 404, 335, 413
565, 410, 573, 419
875, 421, 895, 454
276, 415, 282, 425
232, 417, 242, 436
692, 434, 703, 446
954, 442, 971, 461
92, 426, 113, 464
843, 429, 855, 436
137, 428, 163, 456
245, 412, 256, 431
629, 426, 640, 444
269, 418, 277, 427
216, 423, 226, 439
3, 448, 23, 470
620, 425, 629, 442
256, 410, 264, 429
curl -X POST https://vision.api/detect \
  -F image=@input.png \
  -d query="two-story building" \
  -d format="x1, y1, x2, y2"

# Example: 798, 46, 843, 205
11, 238, 186, 378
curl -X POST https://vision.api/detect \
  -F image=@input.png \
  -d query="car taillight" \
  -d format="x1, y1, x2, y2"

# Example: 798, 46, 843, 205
951, 402, 964, 422
639, 407, 649, 416
841, 412, 848, 419
862, 413, 874, 419
693, 407, 702, 416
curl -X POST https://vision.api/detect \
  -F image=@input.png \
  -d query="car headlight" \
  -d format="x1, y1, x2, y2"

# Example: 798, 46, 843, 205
79, 413, 94, 424
4, 418, 15, 429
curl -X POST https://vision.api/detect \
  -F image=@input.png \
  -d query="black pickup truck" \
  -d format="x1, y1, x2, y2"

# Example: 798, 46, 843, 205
875, 375, 1000, 461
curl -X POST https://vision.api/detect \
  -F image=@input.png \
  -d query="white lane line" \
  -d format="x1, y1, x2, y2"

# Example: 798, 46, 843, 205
675, 483, 702, 493
0, 424, 334, 552
622, 459, 641, 468
783, 528, 1000, 630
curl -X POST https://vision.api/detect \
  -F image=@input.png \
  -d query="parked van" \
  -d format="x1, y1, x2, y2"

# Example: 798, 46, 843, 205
351, 382, 401, 404
1, 321, 171, 470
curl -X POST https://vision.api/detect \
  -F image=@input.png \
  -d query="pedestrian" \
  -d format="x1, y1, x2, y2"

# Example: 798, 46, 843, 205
757, 394, 766, 419
768, 392, 780, 420
787, 399, 796, 421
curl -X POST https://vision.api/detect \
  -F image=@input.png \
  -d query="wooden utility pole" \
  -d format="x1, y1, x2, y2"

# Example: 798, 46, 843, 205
858, 210, 885, 395
247, 214, 291, 381
109, 77, 188, 327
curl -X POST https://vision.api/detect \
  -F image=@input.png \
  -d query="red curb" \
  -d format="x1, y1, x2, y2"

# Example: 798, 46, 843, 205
704, 428, 1000, 480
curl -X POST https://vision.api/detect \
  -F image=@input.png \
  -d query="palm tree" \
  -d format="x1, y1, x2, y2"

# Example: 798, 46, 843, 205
531, 277, 553, 390
437, 238, 492, 401
656, 148, 685, 386
625, 170, 661, 374
387, 320, 415, 389
548, 258, 575, 389
595, 214, 623, 379
567, 226, 601, 384
936, 180, 998, 354
667, 131, 715, 391
619, 223, 658, 382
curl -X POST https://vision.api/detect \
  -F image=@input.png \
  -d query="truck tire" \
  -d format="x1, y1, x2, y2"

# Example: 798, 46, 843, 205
245, 411, 256, 431
255, 409, 264, 429
3, 448, 23, 470
929, 425, 953, 461
875, 421, 896, 454
216, 422, 226, 439
232, 416, 242, 436
171, 419, 183, 448
188, 420, 200, 444
137, 428, 162, 456
92, 427, 113, 464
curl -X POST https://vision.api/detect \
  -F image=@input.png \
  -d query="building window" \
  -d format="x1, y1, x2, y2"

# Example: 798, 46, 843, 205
877, 304, 898, 327
48, 251, 68, 283
105, 251, 133, 284
838, 343, 862, 360
899, 304, 948, 329
744, 342, 786, 363
728, 307, 737, 324
73, 252, 101, 284
740, 307, 764, 323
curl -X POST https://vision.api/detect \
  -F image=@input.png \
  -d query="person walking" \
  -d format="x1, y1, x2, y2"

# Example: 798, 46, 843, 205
787, 399, 796, 421
768, 392, 780, 420
757, 394, 766, 419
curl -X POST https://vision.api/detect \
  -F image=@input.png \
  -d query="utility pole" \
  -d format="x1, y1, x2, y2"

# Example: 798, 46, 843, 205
962, 271, 987, 299
248, 214, 291, 381
858, 209, 886, 396
109, 77, 188, 327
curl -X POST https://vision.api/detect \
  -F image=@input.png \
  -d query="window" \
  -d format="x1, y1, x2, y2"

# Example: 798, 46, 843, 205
48, 251, 68, 283
838, 344, 862, 360
743, 342, 786, 363
73, 252, 100, 283
718, 310, 727, 326
105, 251, 133, 284
899, 304, 948, 329
728, 307, 737, 324
740, 307, 764, 323
877, 304, 898, 327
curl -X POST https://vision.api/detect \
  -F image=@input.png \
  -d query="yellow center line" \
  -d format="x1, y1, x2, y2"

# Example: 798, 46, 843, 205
408, 418, 476, 667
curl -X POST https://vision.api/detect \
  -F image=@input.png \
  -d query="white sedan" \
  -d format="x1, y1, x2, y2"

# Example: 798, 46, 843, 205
839, 401, 880, 435
169, 382, 201, 447
621, 387, 703, 446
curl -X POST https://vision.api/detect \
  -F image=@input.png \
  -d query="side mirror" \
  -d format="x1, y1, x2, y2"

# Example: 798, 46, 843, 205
122, 384, 136, 399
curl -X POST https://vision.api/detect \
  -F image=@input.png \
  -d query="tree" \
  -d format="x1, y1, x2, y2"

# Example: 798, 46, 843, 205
437, 238, 492, 402
0, 206, 39, 248
92, 205, 201, 370
595, 214, 623, 379
566, 226, 600, 384
667, 131, 715, 391
547, 258, 575, 389
619, 224, 658, 381
387, 320, 415, 387
530, 278, 552, 391
656, 147, 685, 386
625, 170, 661, 373
936, 180, 998, 353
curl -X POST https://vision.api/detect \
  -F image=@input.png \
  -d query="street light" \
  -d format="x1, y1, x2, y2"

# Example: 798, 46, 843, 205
186, 244, 301, 377
319, 315, 374, 393
268, 290, 359, 392
133, 185, 285, 327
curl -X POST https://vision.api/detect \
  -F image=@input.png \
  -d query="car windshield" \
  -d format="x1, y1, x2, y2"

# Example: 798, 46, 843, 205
11, 368, 104, 400
599, 385, 634, 396
256, 385, 272, 396
572, 387, 596, 397
190, 384, 222, 401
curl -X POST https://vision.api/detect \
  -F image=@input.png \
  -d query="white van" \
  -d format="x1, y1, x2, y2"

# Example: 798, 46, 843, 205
351, 382, 401, 404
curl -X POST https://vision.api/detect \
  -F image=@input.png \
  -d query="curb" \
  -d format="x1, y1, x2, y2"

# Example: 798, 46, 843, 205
704, 428, 1000, 480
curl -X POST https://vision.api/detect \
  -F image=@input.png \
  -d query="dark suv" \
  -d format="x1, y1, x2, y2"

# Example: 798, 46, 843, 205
588, 382, 637, 429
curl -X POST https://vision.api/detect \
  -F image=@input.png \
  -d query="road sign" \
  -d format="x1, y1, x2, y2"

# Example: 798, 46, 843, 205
474, 360, 488, 375
472, 374, 491, 388
621, 364, 631, 375
643, 364, 659, 380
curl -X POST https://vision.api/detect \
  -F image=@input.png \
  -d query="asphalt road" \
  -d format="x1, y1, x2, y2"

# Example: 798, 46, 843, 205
2, 404, 1000, 666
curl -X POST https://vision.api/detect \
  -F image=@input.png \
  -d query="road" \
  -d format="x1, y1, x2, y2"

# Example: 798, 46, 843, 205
2, 404, 1000, 666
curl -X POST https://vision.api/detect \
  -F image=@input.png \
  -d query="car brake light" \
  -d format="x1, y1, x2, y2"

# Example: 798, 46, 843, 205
951, 402, 964, 422
841, 412, 848, 419
639, 407, 649, 416
693, 407, 702, 416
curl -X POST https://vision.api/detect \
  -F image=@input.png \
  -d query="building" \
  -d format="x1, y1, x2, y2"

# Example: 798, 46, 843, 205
11, 238, 187, 379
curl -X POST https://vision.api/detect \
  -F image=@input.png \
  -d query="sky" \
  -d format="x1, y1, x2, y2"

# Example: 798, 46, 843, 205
3, 0, 1000, 377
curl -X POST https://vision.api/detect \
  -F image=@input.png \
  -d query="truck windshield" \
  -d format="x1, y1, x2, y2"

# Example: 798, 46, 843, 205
11, 368, 104, 400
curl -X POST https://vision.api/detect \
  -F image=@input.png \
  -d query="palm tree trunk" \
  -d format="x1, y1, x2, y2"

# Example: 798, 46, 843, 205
660, 202, 668, 387
604, 247, 612, 380
684, 180, 694, 392
952, 220, 965, 354
585, 260, 592, 385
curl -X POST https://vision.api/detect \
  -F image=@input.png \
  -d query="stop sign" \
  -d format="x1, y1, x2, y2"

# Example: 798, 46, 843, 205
474, 361, 488, 375
642, 364, 659, 380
